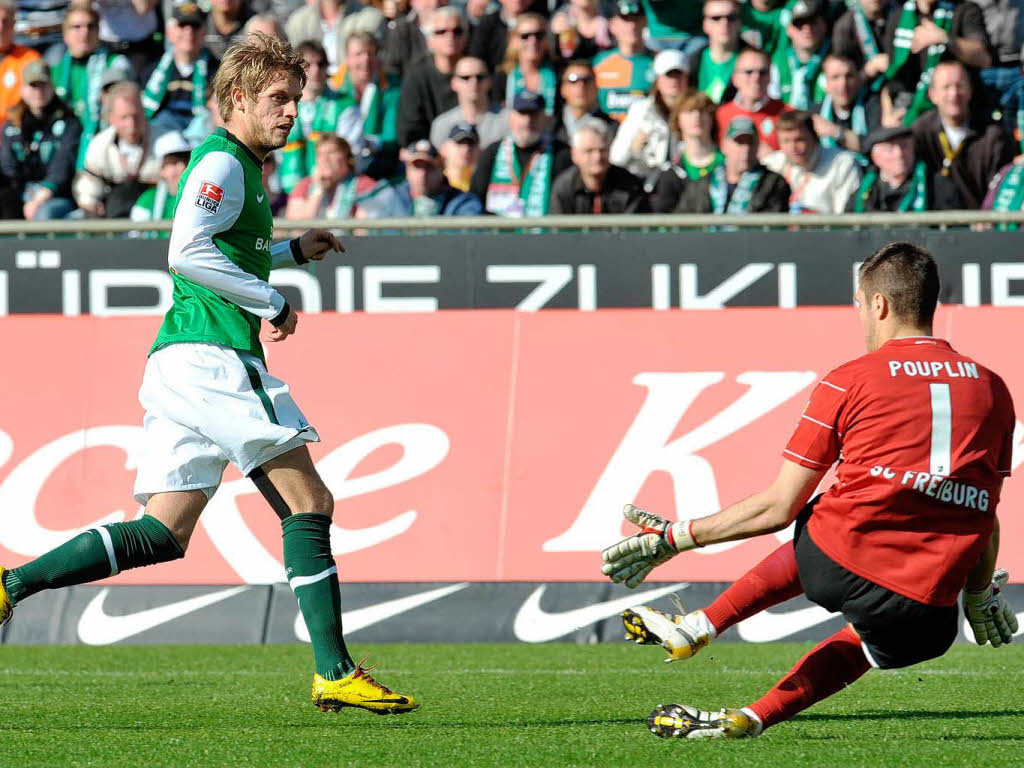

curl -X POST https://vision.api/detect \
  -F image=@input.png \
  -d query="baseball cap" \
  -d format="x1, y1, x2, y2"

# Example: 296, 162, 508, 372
725, 116, 757, 141
154, 131, 193, 161
613, 0, 643, 17
402, 138, 439, 162
100, 60, 134, 90
864, 125, 913, 154
22, 59, 51, 86
654, 49, 687, 77
173, 1, 207, 26
448, 121, 479, 144
512, 89, 546, 113
790, 0, 825, 24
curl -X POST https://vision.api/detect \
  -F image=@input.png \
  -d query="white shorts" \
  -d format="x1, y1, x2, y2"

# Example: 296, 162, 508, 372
133, 343, 320, 504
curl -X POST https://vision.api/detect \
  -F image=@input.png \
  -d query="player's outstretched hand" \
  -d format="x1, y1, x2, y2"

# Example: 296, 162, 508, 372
963, 569, 1019, 647
298, 229, 345, 261
263, 306, 297, 343
600, 504, 697, 589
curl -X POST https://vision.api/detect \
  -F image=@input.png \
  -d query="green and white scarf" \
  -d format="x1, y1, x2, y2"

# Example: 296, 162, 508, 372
884, 0, 954, 124
777, 41, 829, 109
486, 136, 553, 217
853, 160, 928, 211
991, 163, 1024, 230
849, 0, 881, 59
819, 92, 868, 148
327, 175, 360, 220
142, 51, 209, 119
506, 65, 557, 115
709, 164, 763, 214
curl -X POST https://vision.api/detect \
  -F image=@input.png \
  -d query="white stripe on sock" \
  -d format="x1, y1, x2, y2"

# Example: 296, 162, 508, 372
289, 565, 337, 591
92, 527, 119, 576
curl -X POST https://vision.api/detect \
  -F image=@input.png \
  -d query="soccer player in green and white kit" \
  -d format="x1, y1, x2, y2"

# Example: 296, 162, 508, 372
0, 34, 418, 716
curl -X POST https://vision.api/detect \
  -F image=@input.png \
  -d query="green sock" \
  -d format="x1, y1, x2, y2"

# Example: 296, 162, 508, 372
1, 516, 184, 605
283, 513, 355, 680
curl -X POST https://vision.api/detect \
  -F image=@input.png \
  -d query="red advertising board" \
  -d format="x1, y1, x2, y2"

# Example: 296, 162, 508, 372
0, 308, 1020, 584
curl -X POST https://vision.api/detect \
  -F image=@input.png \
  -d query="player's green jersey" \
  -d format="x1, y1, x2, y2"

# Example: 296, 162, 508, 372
151, 128, 293, 361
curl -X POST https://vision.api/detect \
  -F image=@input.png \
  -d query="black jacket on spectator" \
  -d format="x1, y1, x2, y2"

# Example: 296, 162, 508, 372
397, 54, 459, 146
812, 90, 883, 147
844, 169, 934, 212
550, 164, 650, 214
0, 97, 82, 200
552, 107, 618, 146
832, 6, 887, 70
470, 135, 574, 211
382, 14, 428, 79
911, 108, 1013, 209
649, 164, 791, 213
469, 11, 511, 74
686, 46, 738, 103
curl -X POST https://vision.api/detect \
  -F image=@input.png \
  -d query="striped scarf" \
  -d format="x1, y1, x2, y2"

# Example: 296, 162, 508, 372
142, 51, 209, 119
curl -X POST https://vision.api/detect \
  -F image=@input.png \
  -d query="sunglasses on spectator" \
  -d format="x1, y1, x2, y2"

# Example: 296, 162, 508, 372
434, 26, 465, 36
563, 72, 595, 84
456, 73, 489, 81
306, 58, 328, 68
739, 67, 769, 76
518, 30, 545, 40
69, 22, 99, 30
705, 13, 739, 22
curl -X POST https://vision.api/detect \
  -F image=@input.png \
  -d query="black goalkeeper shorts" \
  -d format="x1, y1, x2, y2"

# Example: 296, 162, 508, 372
793, 498, 959, 670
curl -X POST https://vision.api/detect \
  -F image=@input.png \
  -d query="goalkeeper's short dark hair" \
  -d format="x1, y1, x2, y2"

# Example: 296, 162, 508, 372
859, 242, 940, 327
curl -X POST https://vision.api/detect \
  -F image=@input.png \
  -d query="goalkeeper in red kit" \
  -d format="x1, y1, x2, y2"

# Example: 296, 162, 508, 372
601, 241, 1019, 740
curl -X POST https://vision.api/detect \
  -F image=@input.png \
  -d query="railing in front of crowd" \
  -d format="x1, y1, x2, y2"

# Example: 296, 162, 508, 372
0, 210, 1022, 237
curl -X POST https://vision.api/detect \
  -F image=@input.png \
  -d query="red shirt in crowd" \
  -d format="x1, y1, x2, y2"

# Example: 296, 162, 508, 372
716, 97, 792, 151
784, 336, 1015, 606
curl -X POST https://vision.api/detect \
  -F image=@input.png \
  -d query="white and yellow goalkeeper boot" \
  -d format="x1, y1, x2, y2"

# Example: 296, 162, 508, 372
621, 597, 717, 662
648, 703, 761, 740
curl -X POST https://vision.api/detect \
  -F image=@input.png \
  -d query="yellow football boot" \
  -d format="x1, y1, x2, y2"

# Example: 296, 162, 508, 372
312, 659, 419, 716
0, 567, 13, 629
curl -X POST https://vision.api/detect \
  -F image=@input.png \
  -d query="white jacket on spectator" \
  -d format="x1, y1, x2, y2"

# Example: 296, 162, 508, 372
609, 95, 674, 183
762, 144, 862, 215
74, 125, 161, 212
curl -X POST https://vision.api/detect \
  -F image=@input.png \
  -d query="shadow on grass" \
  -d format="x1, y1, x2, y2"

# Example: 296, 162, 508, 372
0, 717, 641, 733
800, 709, 1021, 722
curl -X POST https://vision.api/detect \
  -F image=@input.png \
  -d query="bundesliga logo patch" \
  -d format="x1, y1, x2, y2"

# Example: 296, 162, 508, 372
196, 181, 223, 213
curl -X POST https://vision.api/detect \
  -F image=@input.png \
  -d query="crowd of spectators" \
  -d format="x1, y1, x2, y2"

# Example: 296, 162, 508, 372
2, 0, 1024, 222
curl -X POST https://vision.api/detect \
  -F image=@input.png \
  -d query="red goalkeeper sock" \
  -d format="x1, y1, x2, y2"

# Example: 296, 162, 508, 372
703, 541, 802, 634
747, 624, 871, 730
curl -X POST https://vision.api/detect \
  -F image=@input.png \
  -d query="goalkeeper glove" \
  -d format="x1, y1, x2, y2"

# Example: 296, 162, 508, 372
963, 569, 1018, 648
600, 504, 699, 589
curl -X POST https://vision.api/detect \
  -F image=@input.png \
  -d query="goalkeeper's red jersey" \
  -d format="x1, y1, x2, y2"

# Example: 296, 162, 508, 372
784, 336, 1015, 606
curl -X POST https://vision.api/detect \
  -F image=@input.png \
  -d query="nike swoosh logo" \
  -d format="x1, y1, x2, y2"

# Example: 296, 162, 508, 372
736, 604, 839, 643
78, 586, 250, 645
360, 696, 410, 704
513, 583, 688, 643
256, 193, 265, 202
294, 582, 470, 642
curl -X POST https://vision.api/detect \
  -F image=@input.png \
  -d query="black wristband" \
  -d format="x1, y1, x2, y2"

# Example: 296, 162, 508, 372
269, 301, 291, 328
290, 238, 308, 265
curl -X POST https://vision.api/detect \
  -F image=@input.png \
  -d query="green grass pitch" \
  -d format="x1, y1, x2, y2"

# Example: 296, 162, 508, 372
0, 642, 1021, 767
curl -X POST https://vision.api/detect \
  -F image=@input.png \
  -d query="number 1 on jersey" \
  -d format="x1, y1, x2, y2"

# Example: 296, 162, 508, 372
929, 383, 952, 476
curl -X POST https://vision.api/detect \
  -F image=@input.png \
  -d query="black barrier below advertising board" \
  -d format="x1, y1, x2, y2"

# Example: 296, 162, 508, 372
3, 230, 1024, 314
1, 582, 1017, 646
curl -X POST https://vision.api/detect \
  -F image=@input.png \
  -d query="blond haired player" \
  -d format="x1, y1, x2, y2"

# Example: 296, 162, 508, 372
0, 35, 418, 716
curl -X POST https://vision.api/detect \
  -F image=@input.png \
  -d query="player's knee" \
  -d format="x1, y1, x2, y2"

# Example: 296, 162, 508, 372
302, 481, 335, 519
